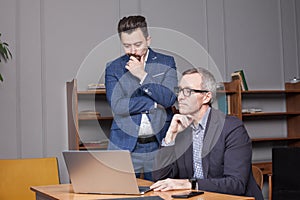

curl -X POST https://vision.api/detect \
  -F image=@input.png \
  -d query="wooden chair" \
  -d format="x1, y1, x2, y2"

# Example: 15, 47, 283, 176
0, 157, 60, 200
252, 165, 263, 190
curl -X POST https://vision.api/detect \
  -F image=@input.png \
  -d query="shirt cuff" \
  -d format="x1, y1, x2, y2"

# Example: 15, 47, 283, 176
161, 138, 175, 146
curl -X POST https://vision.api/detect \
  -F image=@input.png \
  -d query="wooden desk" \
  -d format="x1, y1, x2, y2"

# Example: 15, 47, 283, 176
31, 179, 254, 200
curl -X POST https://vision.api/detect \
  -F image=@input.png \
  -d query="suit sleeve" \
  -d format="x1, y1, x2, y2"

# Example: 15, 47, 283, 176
105, 63, 155, 116
152, 145, 180, 181
140, 57, 177, 108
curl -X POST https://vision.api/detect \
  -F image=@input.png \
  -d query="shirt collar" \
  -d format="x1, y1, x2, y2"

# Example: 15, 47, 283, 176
191, 107, 211, 131
143, 49, 149, 68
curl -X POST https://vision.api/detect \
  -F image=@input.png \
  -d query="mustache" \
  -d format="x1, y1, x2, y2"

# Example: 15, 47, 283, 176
127, 53, 141, 61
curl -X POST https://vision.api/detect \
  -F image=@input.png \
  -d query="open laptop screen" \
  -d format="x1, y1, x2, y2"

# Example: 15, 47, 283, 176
63, 150, 151, 195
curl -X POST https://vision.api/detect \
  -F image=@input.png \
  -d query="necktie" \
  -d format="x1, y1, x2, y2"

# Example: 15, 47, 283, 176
193, 125, 204, 179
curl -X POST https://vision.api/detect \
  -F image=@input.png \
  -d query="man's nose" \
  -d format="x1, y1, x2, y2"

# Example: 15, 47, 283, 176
130, 46, 137, 54
177, 91, 185, 100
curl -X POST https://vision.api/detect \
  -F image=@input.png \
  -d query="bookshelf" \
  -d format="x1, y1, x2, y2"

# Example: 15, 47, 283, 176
220, 78, 242, 119
66, 79, 112, 150
67, 78, 300, 170
220, 80, 300, 176
241, 84, 300, 145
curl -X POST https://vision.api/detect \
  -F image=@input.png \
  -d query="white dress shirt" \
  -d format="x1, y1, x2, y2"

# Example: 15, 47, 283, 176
138, 50, 154, 138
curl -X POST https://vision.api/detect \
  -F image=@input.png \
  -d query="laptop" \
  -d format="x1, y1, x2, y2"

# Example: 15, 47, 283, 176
62, 150, 152, 195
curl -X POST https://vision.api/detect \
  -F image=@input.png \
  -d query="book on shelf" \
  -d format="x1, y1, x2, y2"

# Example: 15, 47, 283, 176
227, 95, 231, 115
231, 72, 243, 90
242, 108, 262, 113
231, 69, 248, 91
87, 83, 105, 90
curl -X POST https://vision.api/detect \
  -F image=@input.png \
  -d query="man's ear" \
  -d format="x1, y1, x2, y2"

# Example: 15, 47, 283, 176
147, 36, 151, 46
203, 92, 212, 104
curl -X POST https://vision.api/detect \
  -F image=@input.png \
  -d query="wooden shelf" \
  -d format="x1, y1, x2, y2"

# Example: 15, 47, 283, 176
67, 79, 300, 159
79, 141, 109, 150
78, 116, 113, 120
242, 112, 300, 117
220, 81, 300, 182
78, 89, 106, 95
285, 89, 300, 93
66, 79, 110, 150
252, 137, 300, 142
242, 90, 285, 94
242, 89, 300, 94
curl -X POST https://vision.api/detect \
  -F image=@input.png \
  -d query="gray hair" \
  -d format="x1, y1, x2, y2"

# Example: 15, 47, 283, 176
182, 67, 217, 104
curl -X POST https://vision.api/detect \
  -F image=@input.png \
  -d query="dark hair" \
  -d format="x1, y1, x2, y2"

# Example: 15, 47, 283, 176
182, 67, 217, 104
117, 15, 149, 38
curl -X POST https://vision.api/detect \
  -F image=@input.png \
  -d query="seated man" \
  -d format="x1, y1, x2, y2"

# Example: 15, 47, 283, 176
150, 67, 263, 200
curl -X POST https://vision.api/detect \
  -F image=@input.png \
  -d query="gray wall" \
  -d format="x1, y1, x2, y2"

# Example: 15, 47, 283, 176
0, 0, 299, 193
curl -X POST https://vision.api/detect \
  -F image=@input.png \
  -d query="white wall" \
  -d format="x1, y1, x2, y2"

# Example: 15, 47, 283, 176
0, 0, 299, 190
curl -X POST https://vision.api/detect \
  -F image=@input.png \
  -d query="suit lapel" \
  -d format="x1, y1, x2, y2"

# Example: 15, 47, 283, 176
145, 48, 158, 72
202, 108, 225, 178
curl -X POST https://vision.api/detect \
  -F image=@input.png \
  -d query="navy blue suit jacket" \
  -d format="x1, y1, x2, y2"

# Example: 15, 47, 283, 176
153, 108, 263, 200
105, 48, 177, 151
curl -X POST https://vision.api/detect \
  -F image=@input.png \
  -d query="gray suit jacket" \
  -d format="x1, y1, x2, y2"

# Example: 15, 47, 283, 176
153, 108, 263, 200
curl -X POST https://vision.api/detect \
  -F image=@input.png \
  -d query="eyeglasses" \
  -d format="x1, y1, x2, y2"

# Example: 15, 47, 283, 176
174, 87, 209, 97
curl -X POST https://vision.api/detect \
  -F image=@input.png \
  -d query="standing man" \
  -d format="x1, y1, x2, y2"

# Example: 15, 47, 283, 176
150, 68, 263, 200
105, 15, 177, 180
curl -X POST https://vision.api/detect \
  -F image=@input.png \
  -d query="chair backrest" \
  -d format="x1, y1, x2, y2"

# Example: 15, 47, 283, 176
252, 165, 263, 190
0, 157, 60, 200
272, 147, 300, 200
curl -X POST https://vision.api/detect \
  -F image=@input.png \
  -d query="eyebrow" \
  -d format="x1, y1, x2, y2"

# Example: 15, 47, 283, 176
123, 41, 142, 46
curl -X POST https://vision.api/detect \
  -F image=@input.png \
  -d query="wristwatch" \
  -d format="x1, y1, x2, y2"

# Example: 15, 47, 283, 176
189, 178, 197, 189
